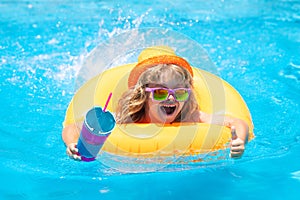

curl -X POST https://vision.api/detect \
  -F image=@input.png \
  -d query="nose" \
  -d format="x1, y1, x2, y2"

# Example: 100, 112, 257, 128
167, 93, 176, 101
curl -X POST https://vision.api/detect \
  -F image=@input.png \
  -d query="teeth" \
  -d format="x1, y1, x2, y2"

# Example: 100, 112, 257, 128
163, 105, 176, 107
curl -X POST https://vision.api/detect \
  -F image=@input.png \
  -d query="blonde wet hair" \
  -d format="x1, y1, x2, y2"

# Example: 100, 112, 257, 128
116, 64, 199, 124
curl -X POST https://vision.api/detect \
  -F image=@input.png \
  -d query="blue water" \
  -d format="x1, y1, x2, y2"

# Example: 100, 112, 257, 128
1, 0, 300, 199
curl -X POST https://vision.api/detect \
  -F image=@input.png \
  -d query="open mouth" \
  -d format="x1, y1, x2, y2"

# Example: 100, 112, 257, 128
160, 104, 177, 115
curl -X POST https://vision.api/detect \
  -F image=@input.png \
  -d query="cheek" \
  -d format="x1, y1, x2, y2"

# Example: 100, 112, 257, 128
178, 102, 185, 110
149, 101, 160, 111
146, 101, 162, 121
176, 102, 186, 116
146, 99, 159, 113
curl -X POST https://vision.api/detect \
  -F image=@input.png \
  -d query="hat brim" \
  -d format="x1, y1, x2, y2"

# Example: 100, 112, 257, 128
128, 55, 193, 88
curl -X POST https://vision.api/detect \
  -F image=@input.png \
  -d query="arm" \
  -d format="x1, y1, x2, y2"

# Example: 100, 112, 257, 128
199, 111, 249, 158
62, 122, 82, 160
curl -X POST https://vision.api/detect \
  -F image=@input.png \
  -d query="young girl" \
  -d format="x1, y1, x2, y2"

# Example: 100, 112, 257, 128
116, 64, 199, 124
63, 47, 249, 160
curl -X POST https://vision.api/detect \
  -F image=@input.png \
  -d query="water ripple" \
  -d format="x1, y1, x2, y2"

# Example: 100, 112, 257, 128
279, 61, 300, 83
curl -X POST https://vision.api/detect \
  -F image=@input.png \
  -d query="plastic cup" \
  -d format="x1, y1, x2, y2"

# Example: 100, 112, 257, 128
77, 106, 116, 162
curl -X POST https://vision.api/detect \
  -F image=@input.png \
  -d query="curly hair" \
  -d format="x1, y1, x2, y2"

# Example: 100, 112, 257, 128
115, 64, 199, 124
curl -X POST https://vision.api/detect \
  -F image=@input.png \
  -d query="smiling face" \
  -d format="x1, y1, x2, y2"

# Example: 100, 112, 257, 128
144, 84, 186, 124
138, 64, 192, 124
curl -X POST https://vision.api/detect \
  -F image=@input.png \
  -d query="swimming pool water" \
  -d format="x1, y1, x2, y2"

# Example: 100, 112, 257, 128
1, 0, 300, 199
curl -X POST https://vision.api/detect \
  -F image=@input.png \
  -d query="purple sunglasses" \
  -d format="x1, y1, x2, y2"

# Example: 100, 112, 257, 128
145, 87, 191, 102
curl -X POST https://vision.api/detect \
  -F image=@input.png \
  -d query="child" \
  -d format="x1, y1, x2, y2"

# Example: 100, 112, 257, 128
62, 46, 249, 160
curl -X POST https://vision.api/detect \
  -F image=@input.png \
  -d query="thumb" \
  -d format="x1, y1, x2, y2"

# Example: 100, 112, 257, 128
231, 126, 238, 140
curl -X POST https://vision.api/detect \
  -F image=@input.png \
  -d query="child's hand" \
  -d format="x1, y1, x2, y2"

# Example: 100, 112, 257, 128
66, 143, 81, 161
230, 126, 245, 159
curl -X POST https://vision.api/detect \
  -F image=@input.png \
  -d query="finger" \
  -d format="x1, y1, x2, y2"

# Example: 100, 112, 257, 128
230, 153, 242, 159
66, 147, 76, 156
72, 154, 82, 161
66, 144, 81, 160
230, 148, 243, 154
231, 148, 245, 155
66, 148, 72, 156
70, 144, 78, 151
231, 139, 244, 147
70, 147, 78, 154
231, 126, 238, 140
231, 144, 244, 150
231, 149, 244, 155
230, 150, 244, 155
67, 151, 82, 161
231, 143, 243, 148
230, 148, 244, 156
68, 143, 78, 153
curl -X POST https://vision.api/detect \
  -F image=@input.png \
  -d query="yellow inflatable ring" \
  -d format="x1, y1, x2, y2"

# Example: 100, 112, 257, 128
63, 64, 254, 157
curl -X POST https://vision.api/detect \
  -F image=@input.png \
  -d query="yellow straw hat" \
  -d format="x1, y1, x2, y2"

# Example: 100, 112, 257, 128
128, 46, 193, 88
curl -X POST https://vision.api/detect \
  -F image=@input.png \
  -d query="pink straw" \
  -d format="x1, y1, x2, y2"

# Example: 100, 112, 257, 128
103, 92, 112, 112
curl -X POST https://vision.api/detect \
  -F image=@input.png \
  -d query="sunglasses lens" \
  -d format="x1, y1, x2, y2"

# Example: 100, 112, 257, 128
153, 89, 169, 101
175, 89, 189, 101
